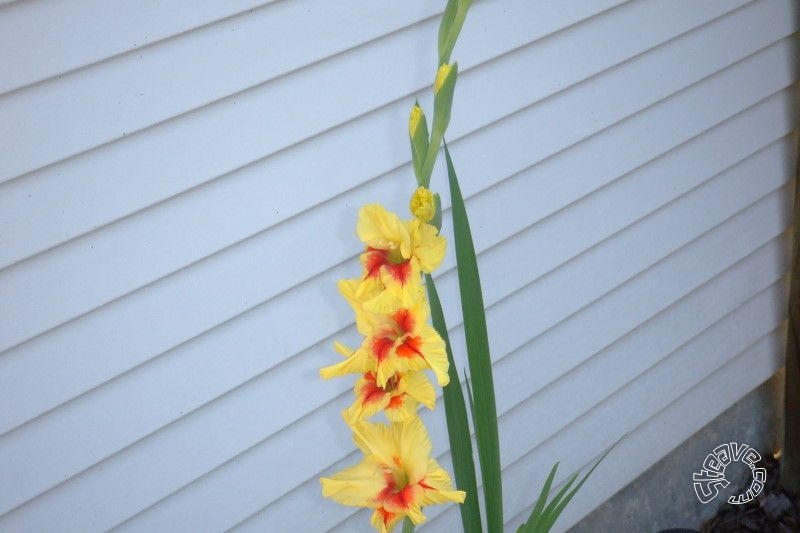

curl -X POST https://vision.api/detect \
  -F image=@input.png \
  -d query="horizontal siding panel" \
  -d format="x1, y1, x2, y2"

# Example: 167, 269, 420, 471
255, 192, 788, 528
0, 81, 792, 446
552, 331, 787, 531
493, 269, 788, 526
0, 99, 792, 510
378, 276, 789, 531
116, 138, 794, 530
12, 183, 784, 532
330, 189, 793, 530
0, 153, 778, 527
0, 0, 278, 95
1, 13, 795, 371
256, 236, 790, 532
0, 56, 794, 442
0, 0, 636, 185
0, 1, 796, 530
477, 321, 788, 532
4, 0, 772, 271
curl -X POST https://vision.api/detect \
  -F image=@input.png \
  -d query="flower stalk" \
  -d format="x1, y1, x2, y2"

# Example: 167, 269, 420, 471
320, 1, 619, 531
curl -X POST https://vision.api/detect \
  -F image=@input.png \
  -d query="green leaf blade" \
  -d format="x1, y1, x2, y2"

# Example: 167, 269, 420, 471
444, 140, 503, 532
518, 462, 559, 533
425, 274, 483, 533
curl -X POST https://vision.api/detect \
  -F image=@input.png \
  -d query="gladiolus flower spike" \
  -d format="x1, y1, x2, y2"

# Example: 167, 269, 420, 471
320, 201, 462, 532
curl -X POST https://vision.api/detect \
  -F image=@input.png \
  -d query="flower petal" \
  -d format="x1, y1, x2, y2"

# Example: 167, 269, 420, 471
370, 508, 404, 533
419, 458, 467, 506
357, 204, 410, 252
320, 457, 385, 508
351, 420, 397, 466
410, 219, 446, 273
402, 370, 436, 410
399, 417, 433, 484
417, 324, 449, 386
320, 346, 373, 380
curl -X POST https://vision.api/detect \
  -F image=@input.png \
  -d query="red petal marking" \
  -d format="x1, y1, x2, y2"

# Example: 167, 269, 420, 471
398, 484, 417, 507
386, 260, 411, 284
377, 473, 398, 504
377, 508, 396, 527
372, 337, 395, 362
392, 308, 416, 334
363, 248, 389, 279
376, 466, 415, 511
360, 374, 386, 406
418, 478, 436, 490
396, 336, 423, 359
387, 395, 404, 409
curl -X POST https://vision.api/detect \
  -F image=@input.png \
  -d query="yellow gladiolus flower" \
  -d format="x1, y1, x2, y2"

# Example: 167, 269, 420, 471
320, 417, 466, 533
343, 369, 436, 424
320, 288, 449, 387
357, 204, 445, 312
409, 186, 435, 223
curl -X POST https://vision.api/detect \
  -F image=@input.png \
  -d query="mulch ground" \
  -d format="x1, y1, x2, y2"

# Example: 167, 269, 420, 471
700, 454, 800, 532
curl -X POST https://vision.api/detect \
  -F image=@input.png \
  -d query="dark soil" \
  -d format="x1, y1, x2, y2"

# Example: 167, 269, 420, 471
700, 455, 800, 532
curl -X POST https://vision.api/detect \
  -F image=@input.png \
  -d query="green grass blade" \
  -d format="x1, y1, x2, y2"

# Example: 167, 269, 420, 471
535, 471, 579, 533
444, 140, 503, 532
425, 274, 482, 533
537, 435, 627, 531
518, 462, 559, 533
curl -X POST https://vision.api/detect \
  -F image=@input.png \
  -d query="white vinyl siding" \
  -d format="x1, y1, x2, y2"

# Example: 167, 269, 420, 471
0, 1, 796, 531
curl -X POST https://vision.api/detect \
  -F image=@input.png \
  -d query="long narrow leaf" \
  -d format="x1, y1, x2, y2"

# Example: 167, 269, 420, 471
534, 471, 580, 533
536, 435, 626, 532
425, 274, 482, 533
444, 140, 503, 531
463, 369, 477, 434
402, 517, 415, 533
542, 437, 624, 530
517, 462, 559, 533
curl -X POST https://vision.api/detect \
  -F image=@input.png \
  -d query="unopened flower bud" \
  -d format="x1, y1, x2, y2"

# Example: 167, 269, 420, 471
410, 186, 436, 223
434, 63, 453, 94
409, 104, 424, 138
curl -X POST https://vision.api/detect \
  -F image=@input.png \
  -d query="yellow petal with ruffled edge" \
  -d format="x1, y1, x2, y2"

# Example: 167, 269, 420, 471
409, 219, 446, 273
416, 323, 449, 386
350, 420, 397, 467
419, 458, 466, 506
320, 345, 373, 380
338, 278, 382, 335
320, 456, 385, 507
402, 370, 436, 410
399, 417, 433, 483
357, 204, 411, 257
